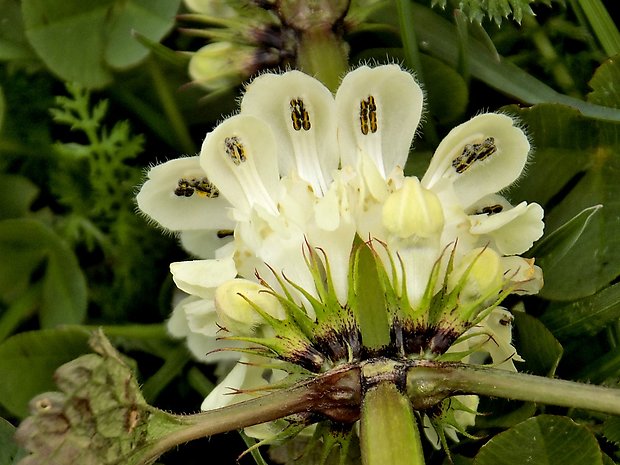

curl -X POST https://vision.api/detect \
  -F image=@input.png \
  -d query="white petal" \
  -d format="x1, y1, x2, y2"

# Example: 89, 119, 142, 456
201, 361, 250, 411
336, 64, 423, 177
170, 258, 237, 299
422, 113, 530, 207
179, 229, 234, 259
502, 256, 544, 295
201, 115, 280, 216
470, 201, 545, 255
241, 71, 338, 194
136, 156, 233, 231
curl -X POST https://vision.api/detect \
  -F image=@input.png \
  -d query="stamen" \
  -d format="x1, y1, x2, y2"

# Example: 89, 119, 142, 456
174, 177, 220, 198
475, 204, 503, 215
359, 96, 378, 135
290, 98, 311, 131
452, 137, 497, 173
224, 136, 247, 165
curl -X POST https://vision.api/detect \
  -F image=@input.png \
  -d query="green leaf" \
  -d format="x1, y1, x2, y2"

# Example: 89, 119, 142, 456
0, 417, 27, 465
588, 55, 620, 109
22, 0, 181, 88
527, 205, 602, 277
505, 103, 620, 300
421, 54, 469, 124
0, 84, 4, 132
409, 3, 620, 122
0, 175, 39, 220
603, 416, 620, 447
430, 0, 542, 24
0, 219, 87, 327
0, 327, 90, 418
104, 0, 181, 70
473, 415, 603, 465
0, 0, 37, 63
540, 282, 620, 340
513, 312, 563, 376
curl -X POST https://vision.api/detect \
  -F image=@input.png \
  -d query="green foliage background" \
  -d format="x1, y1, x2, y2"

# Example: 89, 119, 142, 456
1, 0, 620, 464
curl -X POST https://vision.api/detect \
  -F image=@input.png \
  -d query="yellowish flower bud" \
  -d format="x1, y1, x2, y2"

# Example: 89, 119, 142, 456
382, 177, 444, 240
451, 247, 504, 303
214, 278, 285, 334
189, 42, 258, 91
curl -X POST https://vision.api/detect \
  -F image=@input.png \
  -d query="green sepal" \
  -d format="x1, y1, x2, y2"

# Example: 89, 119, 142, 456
349, 242, 391, 351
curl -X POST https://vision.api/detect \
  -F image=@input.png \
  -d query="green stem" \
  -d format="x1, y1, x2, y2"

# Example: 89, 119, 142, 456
147, 59, 196, 154
407, 362, 620, 415
142, 345, 191, 402
136, 365, 361, 465
522, 15, 579, 97
296, 29, 349, 92
395, 0, 438, 145
360, 381, 425, 465
574, 0, 620, 57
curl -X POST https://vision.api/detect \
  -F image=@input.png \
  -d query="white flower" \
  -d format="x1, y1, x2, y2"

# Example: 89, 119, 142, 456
137, 64, 546, 444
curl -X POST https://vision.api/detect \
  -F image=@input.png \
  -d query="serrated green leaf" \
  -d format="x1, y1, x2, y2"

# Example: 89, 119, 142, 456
22, 0, 181, 88
0, 175, 39, 220
473, 415, 603, 465
514, 312, 563, 376
0, 328, 90, 418
504, 103, 620, 300
540, 282, 620, 340
588, 55, 620, 109
602, 453, 617, 465
0, 219, 87, 326
603, 416, 620, 447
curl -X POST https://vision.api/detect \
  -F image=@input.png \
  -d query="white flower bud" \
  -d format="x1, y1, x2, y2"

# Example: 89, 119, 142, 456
450, 247, 504, 303
214, 278, 285, 334
382, 177, 444, 240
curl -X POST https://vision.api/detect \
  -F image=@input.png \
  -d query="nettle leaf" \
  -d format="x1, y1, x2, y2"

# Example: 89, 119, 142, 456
603, 416, 620, 447
473, 415, 603, 465
0, 218, 87, 327
0, 328, 90, 418
21, 0, 181, 88
505, 103, 620, 300
588, 55, 620, 109
430, 0, 547, 25
540, 282, 620, 340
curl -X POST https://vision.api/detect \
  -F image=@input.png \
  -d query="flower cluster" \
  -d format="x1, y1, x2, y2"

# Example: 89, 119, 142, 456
137, 64, 544, 445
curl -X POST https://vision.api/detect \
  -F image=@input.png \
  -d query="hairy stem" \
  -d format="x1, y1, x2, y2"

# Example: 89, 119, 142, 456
137, 365, 361, 465
407, 362, 620, 414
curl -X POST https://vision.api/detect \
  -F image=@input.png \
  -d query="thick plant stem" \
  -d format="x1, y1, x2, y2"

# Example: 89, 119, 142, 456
296, 29, 349, 92
407, 362, 620, 415
136, 365, 361, 465
360, 381, 425, 465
